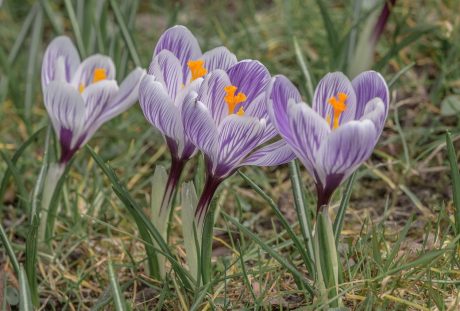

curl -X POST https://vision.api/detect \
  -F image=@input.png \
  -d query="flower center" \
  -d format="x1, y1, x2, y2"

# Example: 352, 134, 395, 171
326, 92, 348, 129
224, 85, 247, 116
187, 60, 207, 81
79, 68, 107, 93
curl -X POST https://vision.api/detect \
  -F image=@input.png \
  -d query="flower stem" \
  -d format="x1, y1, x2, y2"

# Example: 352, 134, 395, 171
38, 162, 66, 244
159, 158, 185, 217
195, 175, 221, 227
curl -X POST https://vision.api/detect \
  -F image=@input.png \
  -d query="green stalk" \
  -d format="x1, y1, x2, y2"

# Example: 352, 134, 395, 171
446, 131, 460, 236
38, 162, 66, 244
315, 205, 341, 308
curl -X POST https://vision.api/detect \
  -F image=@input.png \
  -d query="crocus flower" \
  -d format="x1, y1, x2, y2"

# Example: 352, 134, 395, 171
182, 60, 296, 224
42, 36, 145, 164
139, 25, 238, 213
268, 71, 389, 212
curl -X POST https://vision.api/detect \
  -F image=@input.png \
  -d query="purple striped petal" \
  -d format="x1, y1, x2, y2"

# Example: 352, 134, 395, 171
154, 25, 202, 81
71, 54, 116, 89
42, 36, 80, 90
139, 75, 183, 145
360, 97, 386, 137
240, 140, 296, 167
227, 60, 271, 105
182, 94, 218, 160
267, 75, 302, 146
287, 102, 331, 177
44, 81, 85, 149
197, 70, 232, 125
315, 120, 377, 188
312, 72, 357, 126
175, 77, 203, 110
202, 46, 237, 72
352, 70, 389, 118
214, 115, 266, 178
148, 50, 183, 100
81, 80, 118, 124
97, 67, 145, 124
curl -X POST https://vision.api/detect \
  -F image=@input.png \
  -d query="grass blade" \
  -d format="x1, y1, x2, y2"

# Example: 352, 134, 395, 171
222, 211, 314, 295
446, 131, 460, 235
25, 217, 39, 307
87, 146, 193, 290
288, 161, 315, 272
0, 222, 20, 276
0, 151, 30, 213
109, 0, 141, 67
238, 170, 314, 274
63, 0, 87, 57
315, 0, 339, 56
108, 260, 127, 311
19, 265, 34, 311
333, 171, 357, 243
200, 199, 216, 286
293, 36, 315, 102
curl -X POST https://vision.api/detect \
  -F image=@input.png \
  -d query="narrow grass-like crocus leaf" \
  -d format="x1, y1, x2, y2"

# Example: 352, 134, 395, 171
238, 170, 313, 274
446, 131, 460, 236
288, 161, 315, 273
201, 199, 216, 286
109, 0, 141, 67
19, 266, 34, 311
63, 0, 86, 57
222, 211, 314, 295
181, 182, 200, 283
108, 260, 127, 311
40, 0, 63, 34
0, 223, 20, 276
333, 171, 357, 244
25, 216, 39, 307
316, 208, 340, 308
7, 4, 38, 66
87, 146, 193, 290
293, 36, 315, 102
388, 62, 415, 89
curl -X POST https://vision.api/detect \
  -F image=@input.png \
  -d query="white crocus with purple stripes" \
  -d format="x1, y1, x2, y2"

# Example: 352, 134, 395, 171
182, 60, 296, 224
268, 71, 389, 211
39, 35, 145, 242
42, 36, 145, 164
139, 25, 238, 214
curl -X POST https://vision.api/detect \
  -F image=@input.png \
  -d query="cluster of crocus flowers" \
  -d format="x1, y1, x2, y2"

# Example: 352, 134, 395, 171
268, 71, 389, 211
42, 36, 145, 164
139, 26, 240, 214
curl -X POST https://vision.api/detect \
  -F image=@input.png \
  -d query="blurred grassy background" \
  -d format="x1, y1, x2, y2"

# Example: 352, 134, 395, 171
0, 0, 460, 309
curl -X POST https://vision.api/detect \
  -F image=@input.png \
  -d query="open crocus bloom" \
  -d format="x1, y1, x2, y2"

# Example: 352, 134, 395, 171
139, 25, 238, 213
269, 71, 389, 211
182, 60, 296, 223
42, 36, 145, 164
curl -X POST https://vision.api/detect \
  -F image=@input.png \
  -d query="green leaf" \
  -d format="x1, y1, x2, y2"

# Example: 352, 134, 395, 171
446, 132, 460, 235
333, 171, 357, 244
201, 199, 216, 286
222, 211, 314, 295
108, 260, 127, 311
0, 222, 20, 276
440, 95, 460, 117
181, 181, 200, 283
19, 266, 34, 311
109, 0, 141, 67
293, 36, 315, 102
63, 0, 86, 57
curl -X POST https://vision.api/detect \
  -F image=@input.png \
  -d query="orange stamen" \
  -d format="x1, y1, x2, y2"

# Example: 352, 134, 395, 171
327, 92, 348, 129
187, 60, 207, 81
92, 68, 107, 83
224, 85, 247, 115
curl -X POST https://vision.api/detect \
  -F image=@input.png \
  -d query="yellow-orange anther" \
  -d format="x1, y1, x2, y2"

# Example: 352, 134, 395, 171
79, 84, 85, 93
327, 92, 348, 129
236, 106, 245, 116
92, 68, 107, 83
187, 60, 207, 81
224, 85, 247, 115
